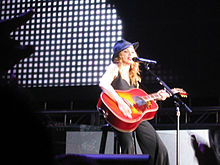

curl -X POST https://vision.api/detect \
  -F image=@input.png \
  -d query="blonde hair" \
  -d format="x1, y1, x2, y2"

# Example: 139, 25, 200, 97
113, 53, 141, 87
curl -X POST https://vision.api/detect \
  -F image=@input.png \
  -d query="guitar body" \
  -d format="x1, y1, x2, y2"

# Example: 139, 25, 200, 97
97, 88, 159, 132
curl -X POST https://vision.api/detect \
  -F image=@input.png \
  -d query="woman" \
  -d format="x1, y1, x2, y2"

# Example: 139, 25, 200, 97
99, 39, 170, 165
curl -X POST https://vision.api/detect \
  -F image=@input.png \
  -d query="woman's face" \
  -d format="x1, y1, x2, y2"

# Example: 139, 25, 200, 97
119, 46, 137, 65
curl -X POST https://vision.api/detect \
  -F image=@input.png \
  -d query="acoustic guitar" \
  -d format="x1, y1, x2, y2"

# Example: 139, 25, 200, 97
97, 88, 187, 132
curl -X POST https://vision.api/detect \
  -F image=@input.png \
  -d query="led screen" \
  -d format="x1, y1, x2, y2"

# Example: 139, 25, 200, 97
0, 0, 122, 87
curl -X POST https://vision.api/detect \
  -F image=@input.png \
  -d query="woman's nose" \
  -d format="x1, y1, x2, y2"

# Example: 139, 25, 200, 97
128, 50, 133, 56
129, 51, 135, 58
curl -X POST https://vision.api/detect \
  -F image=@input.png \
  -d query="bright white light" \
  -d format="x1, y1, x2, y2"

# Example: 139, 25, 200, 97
3, 0, 122, 87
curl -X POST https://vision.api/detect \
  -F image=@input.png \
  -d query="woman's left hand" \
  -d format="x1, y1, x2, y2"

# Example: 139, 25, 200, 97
157, 89, 170, 101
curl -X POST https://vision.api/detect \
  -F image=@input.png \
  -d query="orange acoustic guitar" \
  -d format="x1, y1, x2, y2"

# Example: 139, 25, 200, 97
97, 88, 187, 132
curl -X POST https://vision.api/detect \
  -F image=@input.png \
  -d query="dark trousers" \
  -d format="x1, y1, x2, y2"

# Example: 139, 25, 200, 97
209, 129, 220, 164
114, 120, 170, 165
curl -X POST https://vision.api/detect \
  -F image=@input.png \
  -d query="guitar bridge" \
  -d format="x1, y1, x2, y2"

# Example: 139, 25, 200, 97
147, 101, 152, 109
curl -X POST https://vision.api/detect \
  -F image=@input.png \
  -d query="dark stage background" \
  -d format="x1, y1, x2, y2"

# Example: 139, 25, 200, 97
107, 0, 220, 107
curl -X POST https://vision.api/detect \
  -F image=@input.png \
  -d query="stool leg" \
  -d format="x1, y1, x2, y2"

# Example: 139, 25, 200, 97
132, 131, 137, 154
99, 130, 108, 154
114, 135, 121, 154
114, 136, 118, 154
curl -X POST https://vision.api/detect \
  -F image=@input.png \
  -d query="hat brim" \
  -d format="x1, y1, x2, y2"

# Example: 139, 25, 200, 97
112, 41, 139, 61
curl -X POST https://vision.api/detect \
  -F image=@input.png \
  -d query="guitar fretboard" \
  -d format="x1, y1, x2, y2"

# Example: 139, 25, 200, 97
143, 93, 161, 101
142, 88, 186, 101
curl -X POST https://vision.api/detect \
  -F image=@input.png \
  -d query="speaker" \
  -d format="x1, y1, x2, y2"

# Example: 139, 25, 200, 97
66, 130, 209, 165
56, 154, 150, 165
66, 131, 113, 154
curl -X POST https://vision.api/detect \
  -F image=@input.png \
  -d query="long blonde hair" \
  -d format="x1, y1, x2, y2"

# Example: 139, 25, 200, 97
113, 53, 141, 87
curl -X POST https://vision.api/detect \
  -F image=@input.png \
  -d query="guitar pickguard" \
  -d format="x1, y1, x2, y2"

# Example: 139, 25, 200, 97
132, 96, 148, 112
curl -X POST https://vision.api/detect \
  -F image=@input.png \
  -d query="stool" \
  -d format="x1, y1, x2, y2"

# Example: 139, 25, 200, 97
99, 124, 137, 154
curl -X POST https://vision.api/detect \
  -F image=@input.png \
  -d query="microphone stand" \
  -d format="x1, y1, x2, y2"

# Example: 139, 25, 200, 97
144, 64, 192, 165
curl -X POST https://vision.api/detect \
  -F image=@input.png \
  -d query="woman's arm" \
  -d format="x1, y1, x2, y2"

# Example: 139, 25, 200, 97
156, 89, 171, 101
99, 63, 121, 102
99, 63, 132, 118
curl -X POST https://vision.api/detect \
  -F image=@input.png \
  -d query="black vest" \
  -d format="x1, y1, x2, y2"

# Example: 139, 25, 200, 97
111, 72, 134, 90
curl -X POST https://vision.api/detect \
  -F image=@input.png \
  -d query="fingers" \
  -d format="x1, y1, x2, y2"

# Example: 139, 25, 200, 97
126, 109, 132, 119
125, 111, 132, 119
122, 107, 132, 119
158, 90, 170, 100
118, 104, 132, 119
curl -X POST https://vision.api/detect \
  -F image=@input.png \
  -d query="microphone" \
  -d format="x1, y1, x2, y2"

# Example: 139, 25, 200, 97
132, 57, 157, 64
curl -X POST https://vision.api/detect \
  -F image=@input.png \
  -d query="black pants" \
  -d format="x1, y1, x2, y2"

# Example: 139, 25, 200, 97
114, 120, 170, 165
209, 129, 220, 164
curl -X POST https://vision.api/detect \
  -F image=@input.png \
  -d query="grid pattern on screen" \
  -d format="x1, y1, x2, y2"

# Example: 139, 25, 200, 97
0, 0, 122, 87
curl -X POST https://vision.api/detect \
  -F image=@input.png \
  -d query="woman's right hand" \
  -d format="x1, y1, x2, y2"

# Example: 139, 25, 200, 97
117, 99, 132, 119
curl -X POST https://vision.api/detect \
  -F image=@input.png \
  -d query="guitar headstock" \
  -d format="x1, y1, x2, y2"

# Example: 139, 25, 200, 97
172, 88, 188, 98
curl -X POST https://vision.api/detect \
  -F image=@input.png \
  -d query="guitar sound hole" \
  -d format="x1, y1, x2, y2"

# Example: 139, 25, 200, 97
132, 96, 147, 112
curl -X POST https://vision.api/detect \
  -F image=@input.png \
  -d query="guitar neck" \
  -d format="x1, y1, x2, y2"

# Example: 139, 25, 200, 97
147, 93, 162, 101
144, 88, 187, 101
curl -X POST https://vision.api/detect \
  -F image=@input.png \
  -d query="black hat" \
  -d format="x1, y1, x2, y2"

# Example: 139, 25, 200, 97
112, 39, 139, 62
